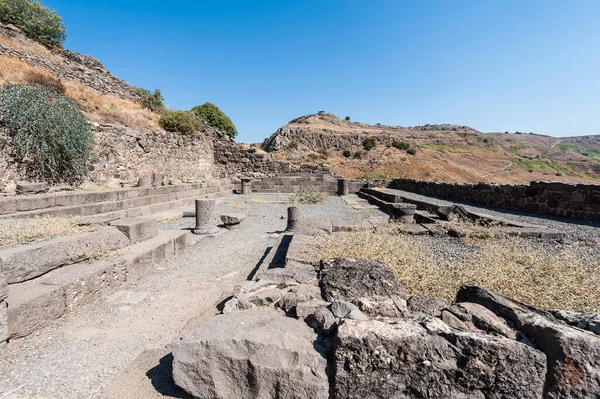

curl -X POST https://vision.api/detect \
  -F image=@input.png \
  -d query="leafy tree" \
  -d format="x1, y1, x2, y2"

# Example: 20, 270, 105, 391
343, 150, 352, 158
0, 84, 92, 183
363, 137, 377, 151
159, 110, 203, 136
0, 0, 66, 48
345, 116, 351, 121
191, 102, 237, 138
133, 87, 164, 113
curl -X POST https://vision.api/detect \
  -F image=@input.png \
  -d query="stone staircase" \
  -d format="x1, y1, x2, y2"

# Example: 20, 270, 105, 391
0, 179, 236, 343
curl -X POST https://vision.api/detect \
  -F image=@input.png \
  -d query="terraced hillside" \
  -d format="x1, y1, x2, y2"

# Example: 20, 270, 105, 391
262, 113, 600, 184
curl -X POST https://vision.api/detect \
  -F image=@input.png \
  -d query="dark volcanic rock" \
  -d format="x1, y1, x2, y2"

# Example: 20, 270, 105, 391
320, 257, 405, 302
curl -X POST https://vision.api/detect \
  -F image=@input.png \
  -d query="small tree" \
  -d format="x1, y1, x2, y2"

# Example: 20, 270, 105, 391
343, 150, 351, 158
345, 116, 351, 121
363, 137, 377, 151
0, 84, 92, 183
191, 102, 237, 138
134, 87, 164, 113
0, 0, 66, 48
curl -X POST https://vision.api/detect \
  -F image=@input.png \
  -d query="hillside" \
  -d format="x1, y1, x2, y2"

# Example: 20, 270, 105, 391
262, 113, 600, 184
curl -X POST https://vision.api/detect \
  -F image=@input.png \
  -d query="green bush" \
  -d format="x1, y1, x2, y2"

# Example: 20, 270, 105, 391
0, 0, 66, 48
159, 110, 203, 135
345, 116, 351, 121
343, 150, 351, 158
0, 84, 92, 183
392, 141, 410, 151
134, 87, 164, 113
363, 137, 377, 151
191, 102, 237, 138
290, 186, 327, 204
407, 147, 417, 155
353, 151, 363, 159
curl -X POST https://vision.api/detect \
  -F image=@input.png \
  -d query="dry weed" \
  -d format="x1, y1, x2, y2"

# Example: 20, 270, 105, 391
321, 225, 600, 312
0, 216, 103, 246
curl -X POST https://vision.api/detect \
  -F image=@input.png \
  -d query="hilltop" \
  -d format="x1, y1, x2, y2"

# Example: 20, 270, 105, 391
262, 113, 600, 184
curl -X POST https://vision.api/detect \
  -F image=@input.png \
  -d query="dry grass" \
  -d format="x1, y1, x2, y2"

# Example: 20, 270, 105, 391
0, 56, 159, 129
321, 224, 600, 312
290, 187, 327, 204
0, 216, 103, 246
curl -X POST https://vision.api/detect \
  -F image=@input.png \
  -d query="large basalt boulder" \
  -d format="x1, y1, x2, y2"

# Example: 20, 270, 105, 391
457, 284, 600, 398
320, 257, 406, 302
172, 310, 329, 399
333, 318, 547, 399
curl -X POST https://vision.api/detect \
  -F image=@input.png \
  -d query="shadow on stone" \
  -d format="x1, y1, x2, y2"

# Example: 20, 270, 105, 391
268, 234, 292, 269
145, 353, 192, 398
216, 295, 234, 313
247, 246, 272, 280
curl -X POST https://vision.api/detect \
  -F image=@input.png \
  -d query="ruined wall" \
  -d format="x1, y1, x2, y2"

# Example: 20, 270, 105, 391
213, 140, 332, 178
389, 178, 600, 221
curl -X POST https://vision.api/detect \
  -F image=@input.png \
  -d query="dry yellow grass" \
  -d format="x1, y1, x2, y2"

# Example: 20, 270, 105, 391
0, 216, 103, 246
0, 56, 159, 129
321, 225, 600, 312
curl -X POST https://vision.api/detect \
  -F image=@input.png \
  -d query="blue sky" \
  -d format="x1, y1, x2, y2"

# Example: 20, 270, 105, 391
48, 0, 600, 143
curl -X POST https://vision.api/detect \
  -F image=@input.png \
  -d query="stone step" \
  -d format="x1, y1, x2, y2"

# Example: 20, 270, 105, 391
0, 183, 234, 220
110, 217, 158, 244
6, 229, 192, 340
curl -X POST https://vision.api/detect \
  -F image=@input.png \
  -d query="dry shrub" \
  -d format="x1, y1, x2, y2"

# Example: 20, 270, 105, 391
63, 81, 159, 128
321, 225, 600, 312
0, 216, 102, 246
0, 56, 159, 129
290, 186, 327, 204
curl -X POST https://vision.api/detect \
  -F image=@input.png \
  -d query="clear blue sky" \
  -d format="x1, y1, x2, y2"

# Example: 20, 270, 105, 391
48, 0, 600, 142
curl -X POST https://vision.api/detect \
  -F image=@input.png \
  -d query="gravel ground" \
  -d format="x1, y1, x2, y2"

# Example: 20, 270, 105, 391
384, 188, 600, 241
0, 195, 382, 399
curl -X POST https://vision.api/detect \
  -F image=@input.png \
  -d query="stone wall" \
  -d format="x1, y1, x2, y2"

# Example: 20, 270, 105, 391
213, 141, 332, 178
389, 178, 600, 221
0, 24, 138, 100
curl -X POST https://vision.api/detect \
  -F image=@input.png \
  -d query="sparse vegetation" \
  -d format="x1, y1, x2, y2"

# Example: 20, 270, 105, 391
134, 87, 164, 113
363, 137, 377, 151
321, 226, 600, 312
0, 216, 102, 246
392, 141, 410, 151
0, 0, 66, 48
406, 147, 417, 155
343, 150, 352, 158
0, 83, 92, 183
355, 171, 397, 179
290, 186, 327, 204
345, 116, 351, 121
289, 140, 299, 150
556, 143, 600, 160
353, 151, 363, 159
159, 110, 203, 136
191, 102, 237, 138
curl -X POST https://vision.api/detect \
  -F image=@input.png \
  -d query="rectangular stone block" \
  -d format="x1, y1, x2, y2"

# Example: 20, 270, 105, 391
110, 217, 158, 244
0, 300, 7, 343
1, 227, 130, 284
8, 281, 65, 339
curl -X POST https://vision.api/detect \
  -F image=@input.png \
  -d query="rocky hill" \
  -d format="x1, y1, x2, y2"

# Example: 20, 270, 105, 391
262, 113, 600, 184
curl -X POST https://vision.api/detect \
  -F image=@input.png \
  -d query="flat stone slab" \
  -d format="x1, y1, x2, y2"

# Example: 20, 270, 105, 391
1, 227, 130, 284
106, 290, 151, 305
110, 217, 158, 243
172, 310, 329, 399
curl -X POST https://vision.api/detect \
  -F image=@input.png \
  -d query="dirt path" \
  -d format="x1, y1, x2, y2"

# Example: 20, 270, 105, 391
0, 199, 287, 399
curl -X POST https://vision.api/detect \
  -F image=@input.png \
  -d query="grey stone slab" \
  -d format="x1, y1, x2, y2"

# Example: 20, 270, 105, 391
110, 217, 158, 243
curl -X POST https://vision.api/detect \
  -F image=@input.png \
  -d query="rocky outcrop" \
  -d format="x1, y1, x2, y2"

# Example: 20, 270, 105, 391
172, 310, 330, 399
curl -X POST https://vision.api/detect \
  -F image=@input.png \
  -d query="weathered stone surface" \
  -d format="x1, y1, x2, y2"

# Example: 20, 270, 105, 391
16, 181, 48, 195
320, 257, 405, 302
333, 318, 547, 399
285, 234, 323, 265
172, 310, 329, 399
110, 217, 157, 243
254, 266, 318, 285
306, 307, 336, 335
407, 295, 445, 316
550, 309, 600, 336
278, 284, 322, 313
295, 300, 330, 320
355, 295, 401, 317
7, 282, 65, 339
238, 288, 282, 307
0, 299, 7, 343
441, 309, 470, 331
293, 218, 333, 236
234, 279, 277, 296
457, 284, 600, 398
220, 213, 246, 226
330, 301, 367, 321
447, 302, 516, 339
1, 227, 130, 284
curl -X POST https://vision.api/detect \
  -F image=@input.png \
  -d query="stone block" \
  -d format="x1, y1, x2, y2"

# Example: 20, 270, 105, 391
172, 310, 329, 399
1, 227, 130, 284
7, 281, 65, 339
16, 181, 48, 195
110, 217, 158, 243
